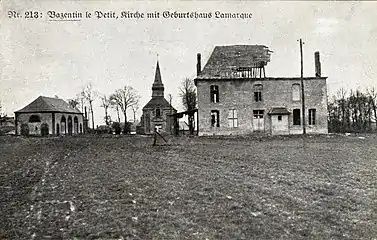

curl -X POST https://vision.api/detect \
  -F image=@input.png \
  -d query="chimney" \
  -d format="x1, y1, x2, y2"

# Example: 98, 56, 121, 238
196, 53, 201, 76
315, 51, 321, 77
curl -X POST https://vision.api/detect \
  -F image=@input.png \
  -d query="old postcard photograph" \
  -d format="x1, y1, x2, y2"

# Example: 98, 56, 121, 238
0, 0, 376, 239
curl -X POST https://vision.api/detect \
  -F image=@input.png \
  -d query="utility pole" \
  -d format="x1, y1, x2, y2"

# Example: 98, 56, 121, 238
169, 94, 172, 134
299, 38, 306, 134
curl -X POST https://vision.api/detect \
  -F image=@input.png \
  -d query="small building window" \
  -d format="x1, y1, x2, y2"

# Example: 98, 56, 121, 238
293, 109, 301, 125
29, 115, 41, 123
309, 109, 316, 125
253, 84, 263, 102
156, 108, 161, 118
210, 110, 220, 127
253, 110, 264, 119
278, 115, 282, 121
228, 109, 238, 128
292, 84, 301, 101
254, 92, 262, 102
210, 85, 219, 103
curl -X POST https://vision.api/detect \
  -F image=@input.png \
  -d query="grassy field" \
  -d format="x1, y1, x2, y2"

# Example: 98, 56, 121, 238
0, 134, 376, 239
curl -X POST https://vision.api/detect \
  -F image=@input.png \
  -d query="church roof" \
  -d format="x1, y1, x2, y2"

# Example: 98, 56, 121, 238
142, 97, 176, 110
143, 60, 176, 110
198, 45, 273, 79
15, 96, 82, 114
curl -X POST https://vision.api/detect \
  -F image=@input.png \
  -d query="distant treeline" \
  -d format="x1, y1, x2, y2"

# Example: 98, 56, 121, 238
328, 88, 377, 133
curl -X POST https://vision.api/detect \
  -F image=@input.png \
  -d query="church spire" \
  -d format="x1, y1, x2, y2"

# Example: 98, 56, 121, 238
152, 61, 164, 98
154, 61, 162, 84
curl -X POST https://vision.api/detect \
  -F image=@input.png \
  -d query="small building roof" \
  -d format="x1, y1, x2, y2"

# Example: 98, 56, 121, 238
198, 45, 272, 79
268, 107, 291, 115
15, 96, 82, 114
170, 108, 197, 118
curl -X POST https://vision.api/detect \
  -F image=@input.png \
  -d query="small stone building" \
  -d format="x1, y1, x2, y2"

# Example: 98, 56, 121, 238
15, 96, 84, 136
195, 45, 328, 136
138, 61, 176, 134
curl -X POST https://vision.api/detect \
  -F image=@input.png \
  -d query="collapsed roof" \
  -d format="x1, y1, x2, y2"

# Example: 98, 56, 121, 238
198, 45, 273, 79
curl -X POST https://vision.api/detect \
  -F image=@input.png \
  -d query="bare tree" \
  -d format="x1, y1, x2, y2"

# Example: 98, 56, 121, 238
329, 87, 376, 133
367, 87, 377, 129
109, 96, 121, 123
75, 92, 85, 113
179, 78, 197, 135
81, 83, 97, 129
100, 95, 111, 126
110, 85, 140, 133
68, 99, 80, 109
336, 88, 348, 131
131, 99, 140, 123
168, 93, 175, 134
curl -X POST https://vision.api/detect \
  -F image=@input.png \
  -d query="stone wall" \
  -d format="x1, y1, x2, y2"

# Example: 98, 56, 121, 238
16, 112, 53, 135
196, 77, 328, 136
54, 113, 84, 135
141, 107, 176, 134
16, 112, 84, 136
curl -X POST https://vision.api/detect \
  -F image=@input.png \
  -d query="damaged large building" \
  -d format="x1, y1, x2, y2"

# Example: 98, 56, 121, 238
194, 45, 328, 136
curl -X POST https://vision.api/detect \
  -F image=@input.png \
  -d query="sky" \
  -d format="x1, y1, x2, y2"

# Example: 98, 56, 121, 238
1, 1, 377, 126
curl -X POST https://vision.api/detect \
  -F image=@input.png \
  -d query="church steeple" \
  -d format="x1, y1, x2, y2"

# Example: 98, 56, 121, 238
152, 61, 164, 98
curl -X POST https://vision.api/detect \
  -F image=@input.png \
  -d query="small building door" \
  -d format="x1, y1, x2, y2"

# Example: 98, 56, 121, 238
253, 110, 265, 132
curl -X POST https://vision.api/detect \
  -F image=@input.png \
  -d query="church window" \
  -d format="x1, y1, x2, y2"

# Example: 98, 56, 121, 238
156, 108, 161, 118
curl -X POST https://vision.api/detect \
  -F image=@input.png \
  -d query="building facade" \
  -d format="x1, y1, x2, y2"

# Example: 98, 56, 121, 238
195, 45, 328, 136
137, 61, 177, 134
15, 96, 84, 136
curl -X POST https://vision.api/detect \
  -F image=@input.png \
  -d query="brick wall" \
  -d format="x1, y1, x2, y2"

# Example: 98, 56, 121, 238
196, 78, 328, 136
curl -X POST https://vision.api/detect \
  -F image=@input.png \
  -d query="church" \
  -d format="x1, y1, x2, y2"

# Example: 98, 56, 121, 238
137, 61, 177, 134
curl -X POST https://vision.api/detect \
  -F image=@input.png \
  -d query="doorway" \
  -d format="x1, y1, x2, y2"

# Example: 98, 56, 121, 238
68, 116, 73, 135
253, 110, 265, 132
